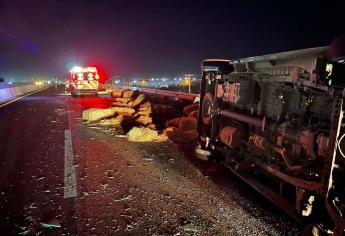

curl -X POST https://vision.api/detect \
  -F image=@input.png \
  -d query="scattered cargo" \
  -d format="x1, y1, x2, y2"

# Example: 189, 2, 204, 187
127, 127, 167, 142
82, 87, 199, 143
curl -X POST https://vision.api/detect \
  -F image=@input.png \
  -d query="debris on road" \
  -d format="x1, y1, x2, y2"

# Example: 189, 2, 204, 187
111, 87, 138, 99
127, 127, 167, 142
183, 103, 199, 116
135, 115, 152, 126
83, 88, 155, 134
82, 87, 200, 143
40, 218, 61, 229
136, 102, 152, 116
82, 108, 117, 122
111, 107, 136, 116
98, 116, 124, 126
178, 117, 197, 131
188, 110, 198, 119
164, 102, 199, 142
112, 88, 144, 108
164, 127, 198, 142
152, 103, 178, 118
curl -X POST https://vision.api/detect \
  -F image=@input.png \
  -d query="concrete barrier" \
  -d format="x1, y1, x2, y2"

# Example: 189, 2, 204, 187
0, 84, 47, 104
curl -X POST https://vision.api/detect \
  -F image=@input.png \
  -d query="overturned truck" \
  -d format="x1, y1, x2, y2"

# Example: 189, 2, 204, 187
196, 36, 345, 235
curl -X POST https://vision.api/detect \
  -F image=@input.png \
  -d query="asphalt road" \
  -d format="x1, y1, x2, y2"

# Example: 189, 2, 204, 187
0, 86, 300, 235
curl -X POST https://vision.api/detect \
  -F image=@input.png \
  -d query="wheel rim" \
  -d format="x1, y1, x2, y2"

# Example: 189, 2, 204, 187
202, 92, 214, 125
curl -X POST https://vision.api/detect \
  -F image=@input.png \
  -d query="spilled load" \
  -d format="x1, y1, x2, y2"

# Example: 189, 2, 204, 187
82, 87, 161, 142
127, 127, 167, 142
82, 108, 118, 122
82, 86, 199, 143
163, 103, 199, 142
82, 107, 135, 122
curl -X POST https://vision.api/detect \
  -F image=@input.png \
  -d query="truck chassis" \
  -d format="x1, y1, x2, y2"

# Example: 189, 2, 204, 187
196, 41, 345, 235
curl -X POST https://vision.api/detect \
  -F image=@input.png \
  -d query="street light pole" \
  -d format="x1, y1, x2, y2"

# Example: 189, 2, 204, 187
185, 73, 193, 94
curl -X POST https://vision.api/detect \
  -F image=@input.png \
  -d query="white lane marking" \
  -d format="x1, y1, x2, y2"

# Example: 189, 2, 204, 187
64, 129, 77, 198
0, 85, 54, 108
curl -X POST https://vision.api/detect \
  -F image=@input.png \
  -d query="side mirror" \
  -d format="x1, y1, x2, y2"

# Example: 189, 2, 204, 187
0, 77, 5, 83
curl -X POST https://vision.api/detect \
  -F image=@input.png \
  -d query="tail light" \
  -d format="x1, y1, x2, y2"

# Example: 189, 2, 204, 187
77, 72, 84, 80
87, 73, 94, 80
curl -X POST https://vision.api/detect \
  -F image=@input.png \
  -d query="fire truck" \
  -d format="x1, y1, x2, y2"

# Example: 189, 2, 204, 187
196, 36, 345, 235
68, 66, 100, 97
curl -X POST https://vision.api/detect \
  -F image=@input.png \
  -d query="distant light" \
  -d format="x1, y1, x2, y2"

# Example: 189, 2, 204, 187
133, 80, 137, 83
71, 66, 83, 73
8, 82, 12, 85
87, 67, 97, 72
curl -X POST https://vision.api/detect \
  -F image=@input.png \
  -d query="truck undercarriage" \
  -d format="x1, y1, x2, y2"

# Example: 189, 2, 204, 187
196, 41, 345, 235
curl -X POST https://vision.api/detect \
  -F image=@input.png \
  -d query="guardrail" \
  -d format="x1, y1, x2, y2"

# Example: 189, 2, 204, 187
0, 84, 48, 104
124, 87, 199, 101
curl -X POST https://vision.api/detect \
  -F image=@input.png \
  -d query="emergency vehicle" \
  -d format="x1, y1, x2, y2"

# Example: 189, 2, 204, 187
68, 66, 100, 97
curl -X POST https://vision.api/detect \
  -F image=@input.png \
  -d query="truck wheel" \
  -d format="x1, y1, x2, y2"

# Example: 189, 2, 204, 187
201, 93, 214, 125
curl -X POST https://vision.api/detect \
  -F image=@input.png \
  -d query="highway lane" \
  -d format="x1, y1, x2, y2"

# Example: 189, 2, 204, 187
0, 85, 300, 235
0, 86, 75, 235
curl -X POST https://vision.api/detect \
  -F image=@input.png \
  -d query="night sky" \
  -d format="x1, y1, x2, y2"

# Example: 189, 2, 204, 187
0, 0, 343, 80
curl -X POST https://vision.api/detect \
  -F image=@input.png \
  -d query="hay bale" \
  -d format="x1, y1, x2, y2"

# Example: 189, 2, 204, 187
137, 102, 152, 116
82, 108, 116, 122
82, 107, 135, 122
179, 117, 197, 131
138, 102, 152, 111
165, 117, 181, 128
127, 127, 167, 142
152, 104, 177, 118
122, 90, 134, 98
137, 110, 151, 116
164, 127, 197, 142
114, 97, 131, 103
128, 94, 145, 107
112, 107, 135, 116
112, 102, 129, 107
98, 116, 124, 126
181, 130, 198, 141
122, 90, 137, 98
111, 88, 127, 98
136, 116, 152, 126
188, 110, 199, 119
124, 90, 140, 98
147, 124, 157, 130
164, 127, 183, 141
183, 103, 199, 116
